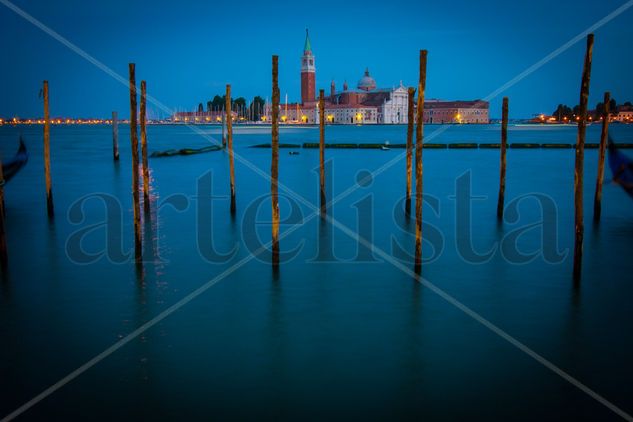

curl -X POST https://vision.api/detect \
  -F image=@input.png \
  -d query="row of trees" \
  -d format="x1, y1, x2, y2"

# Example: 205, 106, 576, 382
552, 99, 632, 121
196, 95, 267, 121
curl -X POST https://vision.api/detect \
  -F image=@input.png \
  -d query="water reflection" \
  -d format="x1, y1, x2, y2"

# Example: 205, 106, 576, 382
267, 269, 286, 386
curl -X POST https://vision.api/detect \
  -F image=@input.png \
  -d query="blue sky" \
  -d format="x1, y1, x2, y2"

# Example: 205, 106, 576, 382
0, 0, 632, 118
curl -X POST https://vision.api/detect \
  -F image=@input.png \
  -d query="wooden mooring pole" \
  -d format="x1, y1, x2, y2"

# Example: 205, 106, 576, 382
112, 111, 119, 161
497, 97, 509, 220
43, 80, 54, 218
271, 55, 280, 267
319, 89, 326, 217
0, 159, 7, 271
226, 84, 236, 215
129, 64, 142, 264
414, 50, 427, 274
573, 34, 594, 283
140, 81, 150, 213
593, 91, 610, 222
405, 86, 415, 216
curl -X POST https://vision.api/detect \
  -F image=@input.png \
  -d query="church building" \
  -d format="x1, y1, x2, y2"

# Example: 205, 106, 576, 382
265, 30, 488, 125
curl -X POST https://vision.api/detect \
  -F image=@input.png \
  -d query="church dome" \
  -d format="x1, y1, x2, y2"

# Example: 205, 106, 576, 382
357, 68, 376, 91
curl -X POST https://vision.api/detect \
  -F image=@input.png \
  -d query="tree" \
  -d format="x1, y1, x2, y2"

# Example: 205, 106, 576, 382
211, 95, 225, 111
552, 104, 573, 121
233, 97, 246, 108
232, 97, 246, 117
197, 103, 204, 113
207, 101, 212, 112
250, 96, 265, 121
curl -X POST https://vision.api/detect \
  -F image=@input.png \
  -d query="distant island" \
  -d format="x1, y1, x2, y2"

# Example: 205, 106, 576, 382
533, 99, 633, 123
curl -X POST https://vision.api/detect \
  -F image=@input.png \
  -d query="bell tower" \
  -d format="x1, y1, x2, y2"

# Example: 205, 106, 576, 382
300, 29, 316, 104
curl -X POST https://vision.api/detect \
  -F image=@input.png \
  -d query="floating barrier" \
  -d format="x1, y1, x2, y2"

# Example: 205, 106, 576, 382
303, 143, 358, 148
150, 145, 222, 157
244, 142, 630, 151
251, 143, 300, 148
349, 143, 406, 149
449, 143, 478, 149
542, 143, 573, 149
329, 143, 358, 149
510, 143, 541, 148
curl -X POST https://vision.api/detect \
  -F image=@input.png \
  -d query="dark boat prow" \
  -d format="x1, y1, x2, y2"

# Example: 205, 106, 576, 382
607, 135, 633, 198
2, 137, 29, 184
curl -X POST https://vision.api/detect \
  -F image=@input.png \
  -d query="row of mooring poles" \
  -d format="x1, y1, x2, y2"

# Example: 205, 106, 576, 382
26, 47, 601, 280
14, 40, 602, 283
494, 35, 597, 283
266, 67, 328, 268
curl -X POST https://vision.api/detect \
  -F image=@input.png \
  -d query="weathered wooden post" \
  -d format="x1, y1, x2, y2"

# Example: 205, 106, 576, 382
112, 111, 119, 161
319, 89, 326, 217
43, 80, 54, 218
405, 86, 415, 216
226, 84, 236, 215
0, 160, 7, 271
593, 91, 610, 222
497, 97, 509, 220
573, 34, 594, 283
271, 55, 280, 267
414, 50, 428, 274
140, 81, 150, 213
129, 64, 142, 264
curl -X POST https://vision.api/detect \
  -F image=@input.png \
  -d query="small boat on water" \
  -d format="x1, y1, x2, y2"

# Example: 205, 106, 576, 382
381, 141, 390, 151
1, 138, 28, 184
608, 136, 633, 198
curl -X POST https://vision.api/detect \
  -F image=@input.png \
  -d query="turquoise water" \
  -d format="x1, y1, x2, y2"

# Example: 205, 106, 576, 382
1, 123, 632, 420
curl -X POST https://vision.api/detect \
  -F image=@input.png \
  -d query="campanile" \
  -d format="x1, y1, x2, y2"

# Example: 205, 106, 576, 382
300, 29, 316, 104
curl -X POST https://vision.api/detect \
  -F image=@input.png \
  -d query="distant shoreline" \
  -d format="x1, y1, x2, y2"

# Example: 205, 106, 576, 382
1, 119, 630, 127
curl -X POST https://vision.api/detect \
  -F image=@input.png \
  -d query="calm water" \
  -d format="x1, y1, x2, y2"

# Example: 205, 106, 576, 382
1, 123, 632, 420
